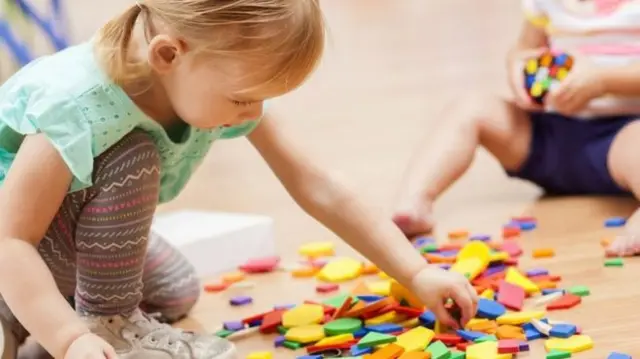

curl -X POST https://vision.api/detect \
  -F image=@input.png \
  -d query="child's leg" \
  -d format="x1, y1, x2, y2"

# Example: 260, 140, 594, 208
0, 130, 235, 359
605, 120, 640, 256
393, 95, 532, 236
139, 232, 201, 323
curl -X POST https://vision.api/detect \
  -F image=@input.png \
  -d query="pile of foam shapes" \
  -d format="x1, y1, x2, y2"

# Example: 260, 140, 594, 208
207, 217, 631, 359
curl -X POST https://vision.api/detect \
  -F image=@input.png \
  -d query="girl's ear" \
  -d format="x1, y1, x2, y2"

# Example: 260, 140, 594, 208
147, 35, 185, 74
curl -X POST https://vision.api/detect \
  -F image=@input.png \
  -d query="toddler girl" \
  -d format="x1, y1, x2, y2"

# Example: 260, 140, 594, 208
0, 1, 477, 359
393, 0, 640, 257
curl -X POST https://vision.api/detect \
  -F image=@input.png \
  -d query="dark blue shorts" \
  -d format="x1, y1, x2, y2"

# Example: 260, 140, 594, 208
506, 112, 639, 196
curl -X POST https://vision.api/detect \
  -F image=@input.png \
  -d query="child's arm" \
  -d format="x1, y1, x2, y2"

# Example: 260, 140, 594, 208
599, 64, 640, 97
248, 115, 477, 326
0, 135, 91, 358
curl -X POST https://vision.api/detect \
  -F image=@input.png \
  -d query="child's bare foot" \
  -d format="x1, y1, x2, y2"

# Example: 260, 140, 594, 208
605, 233, 640, 257
392, 198, 435, 237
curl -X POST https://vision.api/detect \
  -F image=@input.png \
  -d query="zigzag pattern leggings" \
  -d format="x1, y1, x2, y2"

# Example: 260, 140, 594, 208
0, 130, 201, 343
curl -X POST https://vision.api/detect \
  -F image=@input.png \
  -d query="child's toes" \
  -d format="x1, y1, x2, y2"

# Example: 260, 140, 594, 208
606, 235, 640, 257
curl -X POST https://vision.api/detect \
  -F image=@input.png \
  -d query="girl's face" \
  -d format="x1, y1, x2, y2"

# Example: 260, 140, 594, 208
147, 35, 269, 130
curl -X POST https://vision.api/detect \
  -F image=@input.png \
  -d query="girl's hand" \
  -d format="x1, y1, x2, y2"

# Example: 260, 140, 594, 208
64, 333, 118, 359
410, 266, 478, 329
546, 54, 606, 116
507, 47, 548, 111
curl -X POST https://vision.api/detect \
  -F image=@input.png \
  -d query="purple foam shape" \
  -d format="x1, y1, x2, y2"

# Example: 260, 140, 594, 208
481, 265, 505, 278
439, 250, 459, 258
470, 234, 491, 242
223, 321, 245, 331
274, 335, 286, 347
274, 304, 296, 310
518, 341, 530, 351
440, 264, 451, 270
526, 268, 548, 277
414, 236, 436, 247
248, 320, 261, 327
230, 296, 252, 306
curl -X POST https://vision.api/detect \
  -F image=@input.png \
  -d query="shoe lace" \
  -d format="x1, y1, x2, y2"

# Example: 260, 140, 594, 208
127, 310, 193, 346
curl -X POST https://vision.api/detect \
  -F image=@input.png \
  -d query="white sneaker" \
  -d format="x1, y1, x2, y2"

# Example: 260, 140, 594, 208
81, 309, 237, 359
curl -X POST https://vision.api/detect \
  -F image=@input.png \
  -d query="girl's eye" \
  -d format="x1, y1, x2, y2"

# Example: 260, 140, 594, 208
232, 100, 252, 107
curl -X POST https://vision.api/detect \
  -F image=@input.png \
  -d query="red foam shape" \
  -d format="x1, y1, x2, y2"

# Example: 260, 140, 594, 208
316, 283, 339, 293
498, 339, 520, 354
500, 242, 523, 257
434, 333, 463, 346
258, 309, 286, 334
497, 281, 525, 311
239, 256, 280, 273
547, 293, 581, 310
306, 340, 357, 353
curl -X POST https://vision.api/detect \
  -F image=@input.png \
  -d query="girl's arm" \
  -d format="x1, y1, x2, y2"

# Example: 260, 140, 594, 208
0, 134, 90, 358
247, 115, 476, 326
247, 115, 426, 285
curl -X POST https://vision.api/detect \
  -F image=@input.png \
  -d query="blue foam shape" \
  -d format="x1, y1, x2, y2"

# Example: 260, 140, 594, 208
607, 353, 632, 359
350, 345, 373, 356
550, 324, 577, 338
352, 328, 368, 338
419, 311, 436, 328
456, 330, 486, 342
605, 216, 626, 227
414, 236, 436, 247
365, 323, 402, 334
525, 328, 544, 341
476, 298, 506, 319
519, 221, 537, 231
542, 288, 564, 296
297, 356, 322, 359
357, 295, 384, 302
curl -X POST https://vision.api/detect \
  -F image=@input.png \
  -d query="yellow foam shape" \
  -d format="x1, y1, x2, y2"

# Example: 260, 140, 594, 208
545, 335, 594, 353
317, 257, 363, 282
451, 258, 485, 280
480, 289, 495, 300
365, 311, 398, 325
489, 251, 509, 262
396, 326, 434, 352
400, 317, 420, 328
315, 333, 354, 346
378, 271, 391, 279
457, 241, 491, 264
282, 304, 324, 328
299, 242, 335, 257
505, 267, 540, 294
284, 324, 325, 344
466, 341, 513, 359
367, 280, 391, 296
246, 352, 273, 359
496, 311, 545, 325
390, 280, 424, 309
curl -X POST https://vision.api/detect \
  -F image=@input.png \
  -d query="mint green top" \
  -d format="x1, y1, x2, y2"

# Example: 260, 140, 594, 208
0, 41, 262, 203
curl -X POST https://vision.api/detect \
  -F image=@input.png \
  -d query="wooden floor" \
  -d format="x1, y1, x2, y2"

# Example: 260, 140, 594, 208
150, 0, 640, 357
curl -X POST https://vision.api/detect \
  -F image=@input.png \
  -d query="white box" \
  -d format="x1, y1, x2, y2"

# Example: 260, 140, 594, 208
151, 210, 276, 278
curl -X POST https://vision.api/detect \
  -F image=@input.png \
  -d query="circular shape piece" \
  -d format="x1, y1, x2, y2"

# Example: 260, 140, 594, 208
323, 317, 363, 336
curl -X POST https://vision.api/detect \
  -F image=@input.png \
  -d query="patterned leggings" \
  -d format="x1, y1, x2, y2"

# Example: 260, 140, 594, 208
0, 131, 201, 343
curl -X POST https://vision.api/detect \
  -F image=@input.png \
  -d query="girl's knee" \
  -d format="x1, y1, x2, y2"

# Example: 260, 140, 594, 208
92, 130, 161, 188
445, 93, 504, 130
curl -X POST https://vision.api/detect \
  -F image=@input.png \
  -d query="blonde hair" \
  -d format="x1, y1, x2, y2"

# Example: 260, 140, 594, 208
95, 0, 325, 95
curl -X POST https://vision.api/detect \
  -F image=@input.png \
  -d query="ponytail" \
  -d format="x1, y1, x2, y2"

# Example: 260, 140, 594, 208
95, 4, 150, 86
